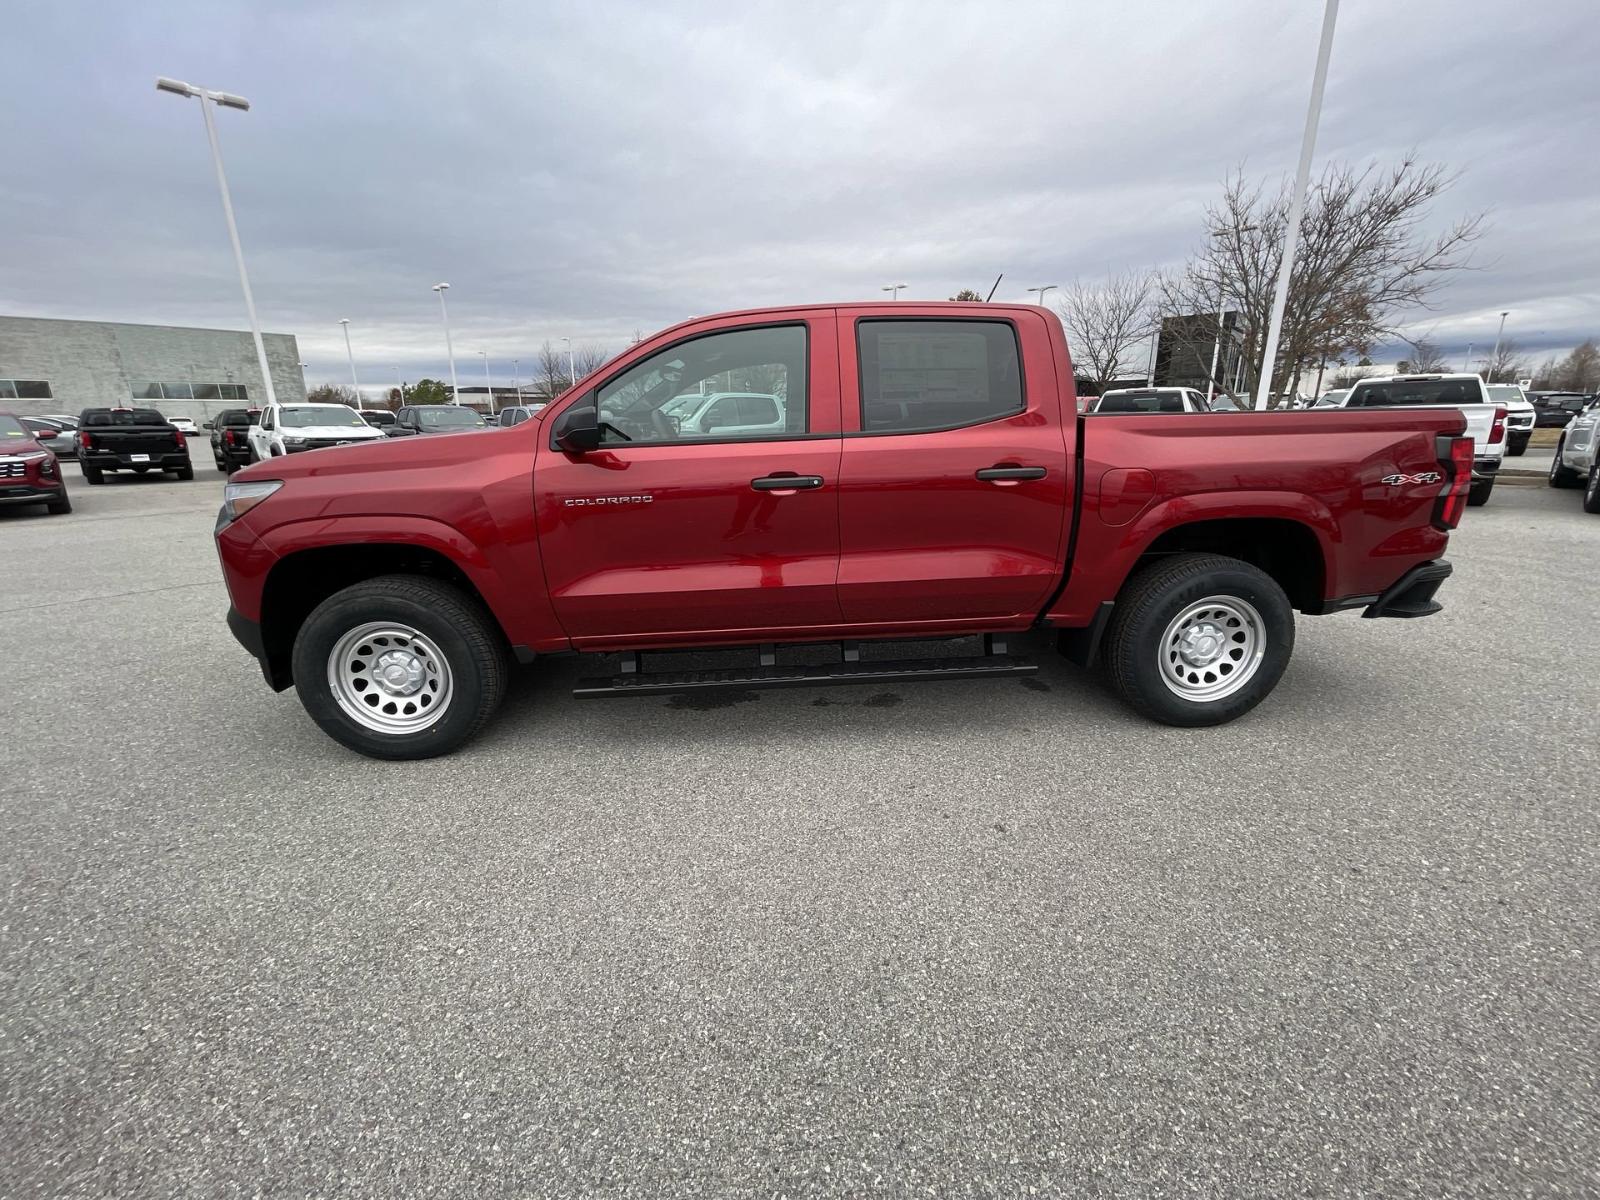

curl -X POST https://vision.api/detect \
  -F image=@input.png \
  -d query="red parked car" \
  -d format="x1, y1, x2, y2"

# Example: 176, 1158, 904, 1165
0, 411, 72, 515
215, 303, 1469, 759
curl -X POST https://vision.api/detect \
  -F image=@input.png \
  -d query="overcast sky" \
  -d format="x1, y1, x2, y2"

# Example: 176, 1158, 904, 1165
3, 0, 1597, 388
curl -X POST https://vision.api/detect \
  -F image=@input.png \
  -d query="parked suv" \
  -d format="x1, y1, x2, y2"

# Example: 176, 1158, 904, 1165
1548, 395, 1600, 512
0, 411, 72, 514
1486, 383, 1536, 455
1533, 393, 1591, 428
207, 407, 260, 474
387, 406, 492, 436
497, 404, 546, 427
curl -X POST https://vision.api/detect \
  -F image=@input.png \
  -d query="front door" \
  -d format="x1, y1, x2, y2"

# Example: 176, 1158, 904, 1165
535, 316, 844, 648
834, 312, 1072, 623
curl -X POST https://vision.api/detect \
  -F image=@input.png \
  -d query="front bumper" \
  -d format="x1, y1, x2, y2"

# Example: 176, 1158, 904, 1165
227, 605, 290, 691
1363, 559, 1452, 619
0, 484, 63, 505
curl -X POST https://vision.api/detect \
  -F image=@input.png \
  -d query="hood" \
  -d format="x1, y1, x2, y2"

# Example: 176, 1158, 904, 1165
1, 432, 52, 458
234, 421, 526, 484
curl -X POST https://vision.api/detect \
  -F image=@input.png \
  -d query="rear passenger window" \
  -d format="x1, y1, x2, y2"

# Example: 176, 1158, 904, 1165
857, 320, 1023, 434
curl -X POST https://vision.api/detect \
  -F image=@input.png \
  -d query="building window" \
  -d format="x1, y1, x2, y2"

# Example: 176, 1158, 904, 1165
0, 379, 52, 399
128, 381, 248, 401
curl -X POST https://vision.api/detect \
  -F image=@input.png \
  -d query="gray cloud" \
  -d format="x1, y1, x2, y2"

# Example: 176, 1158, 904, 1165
3, 0, 1596, 387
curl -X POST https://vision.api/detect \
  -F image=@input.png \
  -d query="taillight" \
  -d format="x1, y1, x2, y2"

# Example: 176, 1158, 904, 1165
1434, 435, 1474, 530
79, 431, 92, 450
1488, 406, 1506, 445
223, 429, 236, 447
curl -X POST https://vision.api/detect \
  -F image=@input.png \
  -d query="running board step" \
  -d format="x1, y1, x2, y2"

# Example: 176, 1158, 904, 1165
574, 653, 1036, 699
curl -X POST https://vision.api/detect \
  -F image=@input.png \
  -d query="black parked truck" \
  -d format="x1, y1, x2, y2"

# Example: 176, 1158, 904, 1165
206, 407, 261, 474
77, 407, 193, 484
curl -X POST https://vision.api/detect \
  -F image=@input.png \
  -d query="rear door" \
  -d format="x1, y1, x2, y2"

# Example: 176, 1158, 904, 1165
834, 309, 1073, 623
535, 314, 844, 646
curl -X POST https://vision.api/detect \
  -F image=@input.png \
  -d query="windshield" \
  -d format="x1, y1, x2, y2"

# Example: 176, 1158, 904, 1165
1346, 380, 1485, 407
82, 408, 166, 426
0, 415, 28, 440
417, 407, 487, 429
1487, 386, 1525, 403
280, 406, 368, 429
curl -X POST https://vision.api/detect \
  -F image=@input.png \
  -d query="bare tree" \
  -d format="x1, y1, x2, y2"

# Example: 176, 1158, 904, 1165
574, 343, 612, 377
1158, 157, 1484, 406
1058, 269, 1157, 391
1396, 335, 1449, 374
1553, 338, 1600, 391
1476, 336, 1526, 384
1327, 357, 1378, 390
306, 384, 359, 406
536, 340, 571, 399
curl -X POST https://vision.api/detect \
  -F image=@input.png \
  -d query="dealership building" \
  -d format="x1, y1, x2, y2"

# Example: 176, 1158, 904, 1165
0, 315, 306, 424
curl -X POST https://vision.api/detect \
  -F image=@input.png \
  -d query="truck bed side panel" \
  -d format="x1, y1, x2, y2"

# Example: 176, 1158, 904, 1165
1048, 408, 1465, 626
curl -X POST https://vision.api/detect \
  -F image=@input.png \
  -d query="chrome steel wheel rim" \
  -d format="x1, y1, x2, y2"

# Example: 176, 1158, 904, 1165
1158, 595, 1266, 702
327, 621, 453, 735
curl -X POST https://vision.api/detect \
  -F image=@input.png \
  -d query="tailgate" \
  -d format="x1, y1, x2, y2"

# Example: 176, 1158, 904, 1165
96, 429, 182, 454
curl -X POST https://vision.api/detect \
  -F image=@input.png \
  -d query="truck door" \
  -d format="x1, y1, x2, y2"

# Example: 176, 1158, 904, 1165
534, 316, 844, 646
834, 311, 1073, 623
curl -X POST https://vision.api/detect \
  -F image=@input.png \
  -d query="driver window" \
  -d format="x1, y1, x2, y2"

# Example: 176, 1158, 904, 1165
595, 324, 806, 445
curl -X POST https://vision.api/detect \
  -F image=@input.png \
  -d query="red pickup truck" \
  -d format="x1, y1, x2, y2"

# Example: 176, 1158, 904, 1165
215, 303, 1470, 759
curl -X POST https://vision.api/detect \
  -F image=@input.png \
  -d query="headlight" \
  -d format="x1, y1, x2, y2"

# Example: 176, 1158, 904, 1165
217, 479, 283, 530
39, 456, 56, 477
282, 435, 306, 445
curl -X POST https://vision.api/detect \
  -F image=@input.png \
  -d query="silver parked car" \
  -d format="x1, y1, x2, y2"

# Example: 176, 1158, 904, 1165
1548, 395, 1600, 513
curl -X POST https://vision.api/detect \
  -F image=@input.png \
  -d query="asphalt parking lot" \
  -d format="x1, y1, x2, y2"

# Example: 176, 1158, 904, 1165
3, 461, 1597, 1197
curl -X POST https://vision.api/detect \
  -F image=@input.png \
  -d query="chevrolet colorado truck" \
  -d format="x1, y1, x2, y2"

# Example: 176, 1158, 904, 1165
77, 407, 192, 483
215, 303, 1471, 759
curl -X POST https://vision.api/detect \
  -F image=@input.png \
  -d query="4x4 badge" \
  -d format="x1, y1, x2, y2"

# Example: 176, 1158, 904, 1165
1380, 472, 1442, 486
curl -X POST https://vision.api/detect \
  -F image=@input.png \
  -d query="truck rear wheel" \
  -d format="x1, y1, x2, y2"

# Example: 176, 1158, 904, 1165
1584, 464, 1600, 514
290, 574, 509, 760
82, 463, 104, 485
1467, 478, 1494, 506
1104, 553, 1294, 727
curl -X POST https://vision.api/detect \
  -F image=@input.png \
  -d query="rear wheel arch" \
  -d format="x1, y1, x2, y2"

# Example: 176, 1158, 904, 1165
1120, 516, 1329, 613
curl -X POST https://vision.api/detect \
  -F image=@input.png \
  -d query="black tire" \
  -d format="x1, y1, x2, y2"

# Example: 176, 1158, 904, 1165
247, 444, 261, 464
174, 465, 194, 480
1584, 464, 1600, 515
82, 463, 104, 485
290, 575, 509, 760
223, 458, 239, 475
1549, 441, 1582, 487
46, 482, 72, 515
1507, 439, 1527, 457
1467, 478, 1494, 507
1104, 553, 1294, 728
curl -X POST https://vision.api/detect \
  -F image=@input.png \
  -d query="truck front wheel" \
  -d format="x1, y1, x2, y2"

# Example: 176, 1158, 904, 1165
1104, 553, 1294, 727
290, 574, 509, 760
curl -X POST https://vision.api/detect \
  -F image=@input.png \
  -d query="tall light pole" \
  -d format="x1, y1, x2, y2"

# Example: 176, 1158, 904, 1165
561, 336, 575, 387
338, 318, 361, 408
513, 357, 520, 397
1253, 0, 1340, 410
1462, 343, 1474, 372
881, 283, 907, 300
155, 77, 277, 407
478, 351, 497, 415
1026, 285, 1059, 308
432, 282, 460, 404
1489, 310, 1509, 380
394, 365, 404, 408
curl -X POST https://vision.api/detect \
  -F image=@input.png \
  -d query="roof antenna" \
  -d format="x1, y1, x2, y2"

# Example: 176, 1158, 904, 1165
985, 273, 1004, 303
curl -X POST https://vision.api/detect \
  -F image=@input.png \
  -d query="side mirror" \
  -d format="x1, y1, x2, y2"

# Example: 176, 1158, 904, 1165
553, 404, 601, 453
35, 427, 57, 439
203, 421, 214, 430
